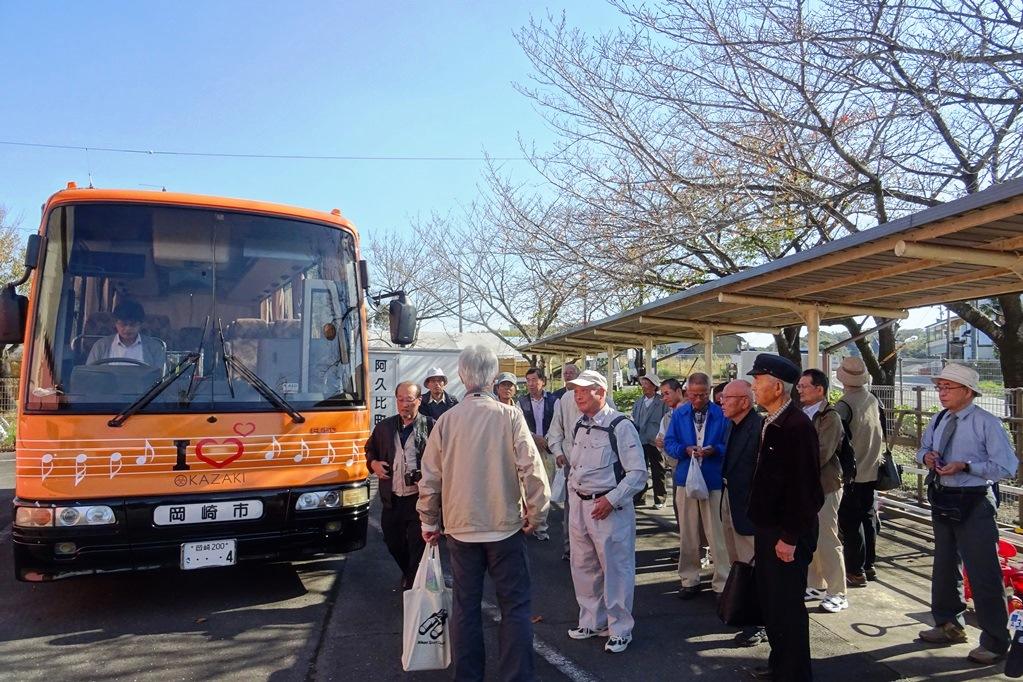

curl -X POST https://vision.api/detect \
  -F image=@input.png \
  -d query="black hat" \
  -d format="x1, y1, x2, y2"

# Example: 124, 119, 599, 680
747, 353, 800, 384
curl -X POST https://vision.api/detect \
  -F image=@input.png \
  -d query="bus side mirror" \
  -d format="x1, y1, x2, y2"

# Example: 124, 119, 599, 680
0, 286, 28, 344
389, 299, 417, 346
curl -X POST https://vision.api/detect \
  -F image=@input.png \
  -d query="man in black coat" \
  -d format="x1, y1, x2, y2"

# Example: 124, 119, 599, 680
517, 367, 558, 540
747, 354, 824, 681
365, 381, 435, 589
719, 379, 766, 647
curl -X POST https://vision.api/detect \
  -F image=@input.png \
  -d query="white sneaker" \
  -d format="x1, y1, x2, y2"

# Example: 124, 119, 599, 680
820, 594, 849, 613
604, 635, 632, 653
568, 626, 609, 640
804, 587, 826, 602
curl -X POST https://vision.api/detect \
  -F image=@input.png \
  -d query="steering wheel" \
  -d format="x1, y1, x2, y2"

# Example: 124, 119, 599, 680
92, 357, 149, 367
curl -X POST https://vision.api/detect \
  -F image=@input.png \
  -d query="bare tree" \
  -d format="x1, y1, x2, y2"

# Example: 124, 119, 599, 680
363, 225, 458, 334
512, 0, 1023, 383
0, 205, 25, 378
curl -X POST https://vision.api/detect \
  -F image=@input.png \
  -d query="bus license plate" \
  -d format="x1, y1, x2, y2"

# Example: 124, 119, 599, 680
181, 539, 237, 570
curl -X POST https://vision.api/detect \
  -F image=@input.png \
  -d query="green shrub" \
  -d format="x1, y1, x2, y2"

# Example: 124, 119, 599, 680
613, 387, 642, 414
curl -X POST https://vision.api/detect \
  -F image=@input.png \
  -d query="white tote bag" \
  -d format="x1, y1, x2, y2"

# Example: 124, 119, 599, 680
401, 544, 452, 671
550, 467, 567, 506
685, 455, 709, 500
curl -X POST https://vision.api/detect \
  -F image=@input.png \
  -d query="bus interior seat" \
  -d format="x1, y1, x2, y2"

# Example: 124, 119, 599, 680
257, 319, 301, 394
225, 318, 268, 372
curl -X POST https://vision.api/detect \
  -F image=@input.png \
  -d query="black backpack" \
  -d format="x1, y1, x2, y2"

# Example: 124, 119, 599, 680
833, 401, 858, 484
573, 415, 632, 483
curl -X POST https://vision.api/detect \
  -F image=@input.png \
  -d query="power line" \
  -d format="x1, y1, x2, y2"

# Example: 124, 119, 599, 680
0, 140, 529, 163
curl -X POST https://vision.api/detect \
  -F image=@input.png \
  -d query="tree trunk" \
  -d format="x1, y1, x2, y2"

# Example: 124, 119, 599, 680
773, 327, 802, 368
837, 317, 897, 386
948, 294, 1023, 388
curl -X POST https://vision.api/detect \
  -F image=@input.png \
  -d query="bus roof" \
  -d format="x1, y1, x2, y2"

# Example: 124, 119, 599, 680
42, 186, 356, 231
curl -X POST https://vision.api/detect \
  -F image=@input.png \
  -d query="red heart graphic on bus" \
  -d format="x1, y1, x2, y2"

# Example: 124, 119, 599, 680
195, 438, 244, 469
233, 422, 256, 437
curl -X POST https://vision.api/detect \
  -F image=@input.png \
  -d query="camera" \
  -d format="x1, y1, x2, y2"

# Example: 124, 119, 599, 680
404, 469, 422, 486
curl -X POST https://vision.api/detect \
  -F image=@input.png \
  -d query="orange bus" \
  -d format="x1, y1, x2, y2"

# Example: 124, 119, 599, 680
0, 185, 414, 581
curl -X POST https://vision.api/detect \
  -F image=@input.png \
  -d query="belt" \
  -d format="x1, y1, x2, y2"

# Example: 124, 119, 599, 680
933, 484, 989, 495
576, 490, 613, 501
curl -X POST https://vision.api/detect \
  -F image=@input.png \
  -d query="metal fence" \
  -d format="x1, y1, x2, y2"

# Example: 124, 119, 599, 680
0, 377, 16, 413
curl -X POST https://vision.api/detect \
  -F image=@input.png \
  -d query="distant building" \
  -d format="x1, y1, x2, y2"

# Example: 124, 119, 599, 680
924, 313, 995, 360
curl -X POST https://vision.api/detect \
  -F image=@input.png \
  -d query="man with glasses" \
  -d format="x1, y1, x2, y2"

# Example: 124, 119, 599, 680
796, 369, 848, 615
917, 364, 1017, 666
719, 379, 767, 646
365, 381, 435, 590
664, 372, 730, 599
86, 300, 166, 368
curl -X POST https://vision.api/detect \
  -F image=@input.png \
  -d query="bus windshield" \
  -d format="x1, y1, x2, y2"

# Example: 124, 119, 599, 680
25, 202, 365, 414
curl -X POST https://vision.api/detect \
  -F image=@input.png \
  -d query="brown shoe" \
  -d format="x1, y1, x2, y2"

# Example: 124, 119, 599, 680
846, 572, 868, 588
968, 645, 1006, 664
919, 622, 968, 644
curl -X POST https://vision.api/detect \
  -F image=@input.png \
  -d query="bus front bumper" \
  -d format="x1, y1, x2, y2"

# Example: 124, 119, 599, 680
11, 483, 369, 582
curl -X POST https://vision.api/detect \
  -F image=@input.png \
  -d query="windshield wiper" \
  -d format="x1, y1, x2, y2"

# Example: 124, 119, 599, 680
108, 316, 210, 427
107, 352, 202, 427
216, 319, 305, 424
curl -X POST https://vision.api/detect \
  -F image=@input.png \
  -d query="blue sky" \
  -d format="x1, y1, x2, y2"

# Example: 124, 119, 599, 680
0, 2, 625, 234
0, 1, 941, 334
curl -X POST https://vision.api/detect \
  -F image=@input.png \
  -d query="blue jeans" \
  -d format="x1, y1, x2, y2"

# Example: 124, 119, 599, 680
447, 531, 534, 682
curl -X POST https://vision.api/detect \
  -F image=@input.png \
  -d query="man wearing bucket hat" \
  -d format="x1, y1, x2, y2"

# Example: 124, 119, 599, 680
833, 356, 884, 588
747, 353, 824, 681
916, 363, 1017, 665
631, 372, 669, 508
421, 366, 458, 420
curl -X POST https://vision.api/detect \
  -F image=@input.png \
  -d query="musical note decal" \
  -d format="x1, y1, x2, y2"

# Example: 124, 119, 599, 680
295, 438, 310, 463
109, 452, 123, 479
136, 439, 156, 466
40, 453, 54, 481
264, 436, 282, 461
74, 453, 88, 486
320, 441, 337, 466
346, 441, 357, 467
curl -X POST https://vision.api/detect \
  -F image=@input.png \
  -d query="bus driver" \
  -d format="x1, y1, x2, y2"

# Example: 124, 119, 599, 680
86, 300, 166, 368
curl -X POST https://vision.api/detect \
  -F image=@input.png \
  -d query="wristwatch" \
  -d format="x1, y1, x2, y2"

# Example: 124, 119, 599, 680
963, 461, 972, 474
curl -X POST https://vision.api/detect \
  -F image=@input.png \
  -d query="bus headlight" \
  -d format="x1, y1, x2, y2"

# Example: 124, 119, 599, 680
55, 505, 116, 526
296, 488, 365, 510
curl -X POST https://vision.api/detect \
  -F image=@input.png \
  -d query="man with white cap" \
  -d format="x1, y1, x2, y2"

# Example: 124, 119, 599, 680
564, 369, 646, 654
421, 366, 458, 421
494, 371, 518, 405
833, 356, 884, 587
631, 372, 669, 508
917, 363, 1017, 665
548, 365, 616, 561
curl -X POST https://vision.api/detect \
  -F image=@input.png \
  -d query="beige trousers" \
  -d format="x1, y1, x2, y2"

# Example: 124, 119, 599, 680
720, 491, 755, 565
675, 487, 730, 593
808, 488, 846, 595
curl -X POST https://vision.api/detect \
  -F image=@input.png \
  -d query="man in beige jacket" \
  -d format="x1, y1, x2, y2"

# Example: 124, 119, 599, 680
418, 345, 550, 682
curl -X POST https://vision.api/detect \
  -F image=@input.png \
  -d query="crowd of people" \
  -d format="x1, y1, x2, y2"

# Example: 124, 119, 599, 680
364, 346, 1017, 681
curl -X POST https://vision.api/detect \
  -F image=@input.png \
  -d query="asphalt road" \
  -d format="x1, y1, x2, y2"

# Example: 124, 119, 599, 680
0, 457, 997, 681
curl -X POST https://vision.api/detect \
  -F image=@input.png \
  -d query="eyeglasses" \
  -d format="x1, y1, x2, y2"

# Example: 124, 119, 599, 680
687, 392, 709, 399
396, 396, 421, 403
935, 383, 966, 393
720, 395, 746, 401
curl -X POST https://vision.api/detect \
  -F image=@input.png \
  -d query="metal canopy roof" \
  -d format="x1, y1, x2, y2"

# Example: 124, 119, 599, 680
520, 178, 1023, 355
